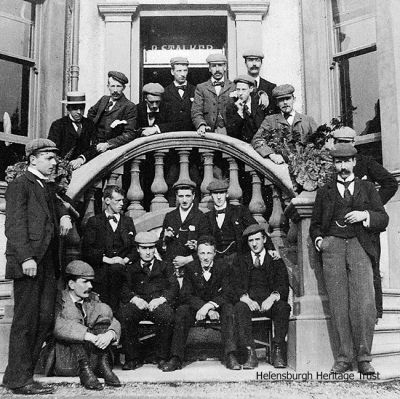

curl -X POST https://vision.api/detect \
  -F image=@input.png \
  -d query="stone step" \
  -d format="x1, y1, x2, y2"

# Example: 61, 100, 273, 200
372, 324, 400, 349
372, 353, 400, 379
382, 289, 400, 309
379, 310, 400, 325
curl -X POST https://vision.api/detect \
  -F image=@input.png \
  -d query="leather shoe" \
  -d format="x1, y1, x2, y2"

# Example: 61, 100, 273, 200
11, 382, 54, 395
330, 361, 352, 373
122, 359, 143, 370
157, 359, 167, 370
96, 352, 122, 387
272, 345, 287, 368
242, 347, 258, 369
226, 352, 241, 370
79, 359, 103, 390
162, 357, 182, 372
358, 361, 375, 375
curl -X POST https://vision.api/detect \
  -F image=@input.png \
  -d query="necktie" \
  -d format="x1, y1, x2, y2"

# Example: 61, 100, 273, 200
216, 208, 226, 215
176, 85, 187, 91
254, 254, 261, 268
107, 215, 118, 223
213, 81, 224, 87
337, 180, 353, 201
243, 104, 250, 117
142, 261, 151, 276
284, 113, 290, 120
74, 122, 82, 135
75, 302, 87, 325
107, 100, 115, 111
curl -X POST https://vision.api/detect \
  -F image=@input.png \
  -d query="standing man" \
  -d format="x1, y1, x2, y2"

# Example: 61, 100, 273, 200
243, 49, 277, 115
118, 232, 177, 370
3, 138, 72, 395
310, 143, 389, 374
252, 84, 318, 164
332, 126, 398, 318
82, 185, 137, 313
232, 225, 290, 369
87, 70, 137, 152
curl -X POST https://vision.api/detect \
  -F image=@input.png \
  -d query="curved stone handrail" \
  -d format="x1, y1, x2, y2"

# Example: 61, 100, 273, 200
66, 131, 296, 200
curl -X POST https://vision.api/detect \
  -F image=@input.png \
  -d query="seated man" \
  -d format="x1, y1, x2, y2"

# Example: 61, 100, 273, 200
82, 185, 137, 312
232, 225, 291, 369
161, 236, 235, 372
117, 231, 178, 370
53, 260, 121, 391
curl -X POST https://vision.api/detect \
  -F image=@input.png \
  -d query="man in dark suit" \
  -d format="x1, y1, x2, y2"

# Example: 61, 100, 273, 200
53, 261, 121, 391
161, 236, 235, 371
232, 224, 290, 369
117, 231, 177, 370
48, 91, 98, 170
310, 143, 389, 374
87, 70, 137, 152
3, 139, 72, 395
159, 180, 210, 268
332, 127, 398, 318
82, 185, 137, 312
243, 49, 277, 115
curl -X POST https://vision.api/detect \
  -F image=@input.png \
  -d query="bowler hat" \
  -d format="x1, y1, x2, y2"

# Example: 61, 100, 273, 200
233, 75, 256, 86
170, 56, 189, 66
173, 179, 196, 191
242, 224, 266, 238
242, 49, 264, 59
330, 143, 357, 158
207, 179, 229, 193
135, 231, 158, 247
272, 84, 295, 99
61, 91, 86, 105
65, 260, 95, 279
206, 53, 227, 64
108, 70, 129, 85
25, 138, 59, 157
332, 127, 357, 141
142, 83, 165, 96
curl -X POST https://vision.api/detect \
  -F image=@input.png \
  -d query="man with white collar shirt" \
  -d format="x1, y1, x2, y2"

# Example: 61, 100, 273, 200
252, 84, 318, 164
310, 143, 389, 375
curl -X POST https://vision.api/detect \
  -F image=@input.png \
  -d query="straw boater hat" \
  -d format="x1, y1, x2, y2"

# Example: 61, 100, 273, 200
61, 91, 86, 105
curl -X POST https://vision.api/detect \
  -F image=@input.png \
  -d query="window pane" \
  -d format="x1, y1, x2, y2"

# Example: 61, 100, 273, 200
1, 0, 34, 21
338, 51, 380, 135
0, 16, 33, 57
0, 58, 30, 136
332, 0, 374, 24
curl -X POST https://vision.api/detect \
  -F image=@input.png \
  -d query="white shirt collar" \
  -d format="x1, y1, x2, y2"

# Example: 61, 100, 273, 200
28, 166, 48, 181
146, 105, 159, 114
337, 173, 355, 183
104, 211, 121, 221
254, 76, 260, 87
174, 81, 187, 87
251, 248, 266, 265
69, 291, 84, 304
211, 77, 225, 84
214, 203, 227, 211
179, 204, 193, 220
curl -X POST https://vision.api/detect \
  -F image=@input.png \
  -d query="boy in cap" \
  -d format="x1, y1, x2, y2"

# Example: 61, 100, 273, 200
252, 84, 318, 164
48, 91, 98, 170
87, 70, 137, 152
53, 260, 121, 390
3, 138, 72, 395
310, 143, 389, 374
231, 224, 290, 369
117, 231, 177, 370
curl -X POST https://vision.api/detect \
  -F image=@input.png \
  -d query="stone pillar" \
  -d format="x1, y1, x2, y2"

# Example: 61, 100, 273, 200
126, 156, 146, 219
228, 2, 269, 75
268, 184, 286, 248
247, 168, 266, 223
175, 149, 195, 186
150, 150, 169, 212
284, 191, 336, 372
199, 150, 215, 211
106, 166, 123, 188
224, 155, 242, 205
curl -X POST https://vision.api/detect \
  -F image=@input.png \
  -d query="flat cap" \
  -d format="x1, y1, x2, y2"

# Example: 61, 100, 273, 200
170, 56, 189, 66
206, 53, 227, 64
61, 91, 86, 105
332, 127, 357, 141
242, 49, 264, 59
135, 231, 158, 246
173, 179, 196, 190
108, 70, 129, 85
142, 83, 165, 96
65, 260, 95, 278
234, 75, 256, 86
25, 138, 59, 157
330, 143, 357, 158
272, 84, 295, 98
242, 224, 266, 238
207, 179, 229, 193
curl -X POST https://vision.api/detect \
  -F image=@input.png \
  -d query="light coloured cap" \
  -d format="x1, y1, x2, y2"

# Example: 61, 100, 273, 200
332, 127, 357, 141
61, 91, 86, 105
206, 53, 227, 64
108, 70, 128, 85
330, 143, 357, 158
170, 56, 189, 66
135, 231, 158, 247
173, 179, 196, 191
233, 75, 256, 86
25, 138, 59, 157
242, 224, 266, 238
272, 84, 295, 98
65, 260, 95, 279
242, 49, 264, 59
142, 83, 165, 96
207, 179, 229, 193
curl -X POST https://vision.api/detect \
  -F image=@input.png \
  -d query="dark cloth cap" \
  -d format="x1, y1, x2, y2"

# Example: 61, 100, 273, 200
25, 138, 59, 157
332, 127, 357, 141
108, 70, 129, 85
233, 75, 256, 86
206, 53, 227, 64
173, 179, 196, 190
142, 83, 165, 96
242, 49, 264, 59
170, 56, 189, 66
330, 143, 357, 158
135, 231, 158, 246
272, 84, 295, 98
207, 179, 229, 193
65, 260, 95, 279
242, 224, 266, 238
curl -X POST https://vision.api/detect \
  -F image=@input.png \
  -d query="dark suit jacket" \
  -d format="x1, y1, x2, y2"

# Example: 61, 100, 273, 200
191, 79, 236, 130
48, 115, 98, 162
309, 177, 389, 262
355, 154, 398, 205
231, 252, 289, 303
159, 206, 210, 261
183, 258, 231, 310
120, 259, 178, 304
256, 77, 278, 115
5, 171, 68, 279
136, 101, 171, 132
82, 213, 137, 284
87, 94, 138, 149
226, 94, 267, 143
206, 204, 274, 254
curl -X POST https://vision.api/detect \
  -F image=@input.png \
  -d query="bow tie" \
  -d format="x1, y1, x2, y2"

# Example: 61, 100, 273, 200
176, 85, 187, 91
107, 215, 118, 223
148, 111, 158, 118
215, 208, 226, 215
337, 179, 354, 187
202, 266, 211, 272
213, 81, 224, 87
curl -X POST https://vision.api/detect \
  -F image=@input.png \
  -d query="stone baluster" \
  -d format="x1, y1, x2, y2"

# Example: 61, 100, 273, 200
175, 148, 195, 185
268, 183, 287, 248
150, 150, 169, 212
246, 166, 266, 223
199, 149, 215, 211
223, 155, 242, 205
82, 180, 101, 225
126, 156, 146, 219
106, 165, 123, 188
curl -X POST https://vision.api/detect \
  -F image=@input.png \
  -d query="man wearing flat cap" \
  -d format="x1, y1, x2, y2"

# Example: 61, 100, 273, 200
310, 143, 389, 375
48, 91, 98, 170
52, 260, 121, 390
3, 138, 72, 395
243, 49, 278, 115
252, 84, 318, 164
230, 224, 290, 369
87, 70, 137, 152
117, 231, 178, 370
